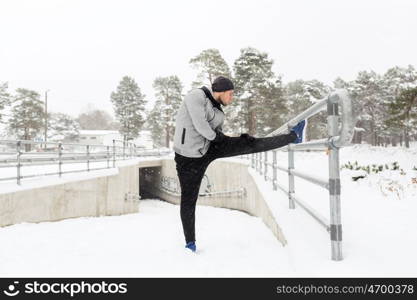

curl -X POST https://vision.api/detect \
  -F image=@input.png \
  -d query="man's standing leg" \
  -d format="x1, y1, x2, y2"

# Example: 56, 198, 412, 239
175, 154, 210, 245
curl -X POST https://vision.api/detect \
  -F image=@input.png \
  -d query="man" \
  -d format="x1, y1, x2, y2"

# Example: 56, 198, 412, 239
173, 76, 305, 252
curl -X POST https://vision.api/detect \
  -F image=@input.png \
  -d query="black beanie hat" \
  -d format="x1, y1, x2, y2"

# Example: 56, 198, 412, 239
212, 76, 234, 92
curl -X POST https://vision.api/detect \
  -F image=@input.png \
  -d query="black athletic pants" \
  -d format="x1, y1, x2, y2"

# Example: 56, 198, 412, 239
174, 132, 297, 244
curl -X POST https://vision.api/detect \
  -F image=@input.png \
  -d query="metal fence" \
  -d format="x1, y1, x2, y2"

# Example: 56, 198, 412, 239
242, 89, 354, 261
0, 139, 170, 185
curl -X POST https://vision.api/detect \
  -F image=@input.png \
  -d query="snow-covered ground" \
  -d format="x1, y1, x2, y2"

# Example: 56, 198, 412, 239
0, 144, 416, 277
0, 199, 294, 277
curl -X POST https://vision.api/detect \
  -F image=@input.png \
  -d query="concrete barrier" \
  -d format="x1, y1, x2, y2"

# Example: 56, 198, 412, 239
0, 163, 140, 227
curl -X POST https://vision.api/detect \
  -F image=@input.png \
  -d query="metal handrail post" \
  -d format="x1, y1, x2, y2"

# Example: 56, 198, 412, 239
130, 143, 133, 158
107, 146, 110, 168
264, 151, 268, 181
86, 145, 90, 172
16, 141, 21, 185
258, 152, 261, 174
128, 142, 131, 158
58, 142, 62, 177
251, 153, 254, 169
259, 152, 263, 175
288, 144, 295, 209
272, 150, 277, 191
112, 139, 116, 168
328, 100, 343, 261
257, 152, 261, 173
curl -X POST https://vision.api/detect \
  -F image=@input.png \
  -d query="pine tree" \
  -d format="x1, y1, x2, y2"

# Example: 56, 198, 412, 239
0, 82, 10, 123
147, 107, 164, 147
284, 79, 331, 140
8, 88, 45, 150
110, 76, 147, 141
77, 108, 117, 130
256, 77, 287, 136
385, 87, 417, 148
48, 113, 80, 142
349, 71, 386, 146
383, 65, 417, 146
189, 48, 231, 89
152, 75, 183, 147
231, 47, 283, 136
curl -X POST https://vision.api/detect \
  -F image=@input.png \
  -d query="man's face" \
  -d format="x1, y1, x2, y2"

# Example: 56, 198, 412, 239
220, 90, 234, 106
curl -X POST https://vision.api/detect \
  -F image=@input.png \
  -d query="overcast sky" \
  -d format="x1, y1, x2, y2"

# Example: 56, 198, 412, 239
1, 0, 416, 117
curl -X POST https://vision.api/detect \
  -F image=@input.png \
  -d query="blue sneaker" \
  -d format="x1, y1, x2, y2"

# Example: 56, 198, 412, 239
185, 241, 196, 252
290, 120, 306, 144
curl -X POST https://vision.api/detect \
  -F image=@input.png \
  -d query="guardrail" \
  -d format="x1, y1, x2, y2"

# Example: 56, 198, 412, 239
242, 89, 354, 261
0, 139, 170, 185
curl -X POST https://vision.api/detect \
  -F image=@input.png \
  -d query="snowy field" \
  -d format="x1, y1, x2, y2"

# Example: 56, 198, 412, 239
0, 144, 416, 277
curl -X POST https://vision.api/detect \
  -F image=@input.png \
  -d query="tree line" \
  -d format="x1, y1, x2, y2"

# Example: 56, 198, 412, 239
0, 85, 120, 144
1, 47, 416, 148
148, 48, 417, 148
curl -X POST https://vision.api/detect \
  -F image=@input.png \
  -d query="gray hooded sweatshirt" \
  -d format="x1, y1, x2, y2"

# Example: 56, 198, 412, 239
173, 87, 225, 157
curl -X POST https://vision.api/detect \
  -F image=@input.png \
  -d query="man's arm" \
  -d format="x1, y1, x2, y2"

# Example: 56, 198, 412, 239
184, 89, 216, 141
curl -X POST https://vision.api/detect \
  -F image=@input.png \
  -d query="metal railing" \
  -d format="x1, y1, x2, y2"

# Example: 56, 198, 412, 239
0, 139, 171, 185
242, 89, 354, 261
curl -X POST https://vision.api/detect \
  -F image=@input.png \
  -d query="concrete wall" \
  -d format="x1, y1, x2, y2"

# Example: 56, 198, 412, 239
0, 163, 140, 227
144, 159, 287, 246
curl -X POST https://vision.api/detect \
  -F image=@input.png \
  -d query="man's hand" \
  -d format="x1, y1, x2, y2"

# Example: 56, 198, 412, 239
240, 133, 256, 144
212, 130, 227, 144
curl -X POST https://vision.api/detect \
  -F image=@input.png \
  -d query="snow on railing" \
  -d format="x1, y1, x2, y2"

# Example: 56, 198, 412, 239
241, 89, 354, 261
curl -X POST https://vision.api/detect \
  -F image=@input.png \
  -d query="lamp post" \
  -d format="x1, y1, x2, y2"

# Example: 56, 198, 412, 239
44, 89, 50, 149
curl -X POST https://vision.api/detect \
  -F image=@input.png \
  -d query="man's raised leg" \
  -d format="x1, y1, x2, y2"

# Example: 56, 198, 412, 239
208, 131, 297, 160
